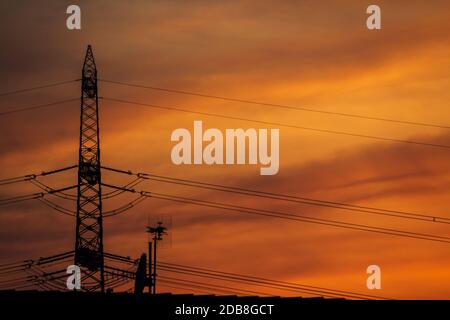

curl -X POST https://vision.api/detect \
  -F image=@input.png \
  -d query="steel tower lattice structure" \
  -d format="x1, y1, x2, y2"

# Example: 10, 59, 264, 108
74, 45, 105, 292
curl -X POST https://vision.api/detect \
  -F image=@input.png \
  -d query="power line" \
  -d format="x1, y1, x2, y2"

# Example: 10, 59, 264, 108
0, 252, 138, 292
0, 92, 446, 152
101, 97, 450, 150
158, 267, 352, 299
101, 166, 450, 225
148, 192, 450, 244
103, 194, 147, 217
28, 179, 77, 201
159, 276, 271, 297
0, 98, 78, 116
158, 262, 386, 299
0, 176, 34, 187
0, 79, 79, 98
102, 177, 145, 199
0, 165, 79, 216
0, 252, 75, 291
0, 193, 44, 206
99, 79, 450, 130
99, 252, 388, 299
39, 165, 78, 176
0, 165, 77, 186
0, 185, 78, 217
101, 183, 450, 244
0, 251, 391, 299
159, 278, 245, 296
158, 281, 222, 295
37, 198, 76, 217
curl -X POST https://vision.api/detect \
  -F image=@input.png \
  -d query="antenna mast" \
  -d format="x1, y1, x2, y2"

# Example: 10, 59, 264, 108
147, 222, 167, 294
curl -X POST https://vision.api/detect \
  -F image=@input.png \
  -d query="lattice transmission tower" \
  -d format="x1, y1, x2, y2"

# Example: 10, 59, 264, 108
74, 45, 105, 292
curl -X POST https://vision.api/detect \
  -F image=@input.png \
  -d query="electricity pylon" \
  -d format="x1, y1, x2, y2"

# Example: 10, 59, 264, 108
74, 45, 105, 292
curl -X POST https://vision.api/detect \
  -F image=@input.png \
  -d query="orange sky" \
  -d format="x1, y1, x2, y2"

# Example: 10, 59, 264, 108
0, 0, 449, 299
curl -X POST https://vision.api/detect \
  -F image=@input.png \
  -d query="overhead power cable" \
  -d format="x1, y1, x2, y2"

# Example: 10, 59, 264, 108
28, 179, 77, 201
99, 79, 450, 130
158, 281, 220, 295
158, 269, 336, 298
0, 185, 78, 217
0, 193, 44, 206
37, 198, 76, 217
101, 183, 450, 244
102, 177, 145, 199
98, 252, 389, 299
0, 164, 77, 186
101, 97, 450, 150
0, 252, 75, 291
0, 98, 78, 116
101, 166, 450, 225
103, 194, 147, 217
0, 79, 79, 98
158, 276, 270, 297
157, 262, 388, 300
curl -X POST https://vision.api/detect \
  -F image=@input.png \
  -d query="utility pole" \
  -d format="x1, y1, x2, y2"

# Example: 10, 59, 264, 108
74, 45, 105, 292
148, 241, 152, 294
147, 222, 167, 294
